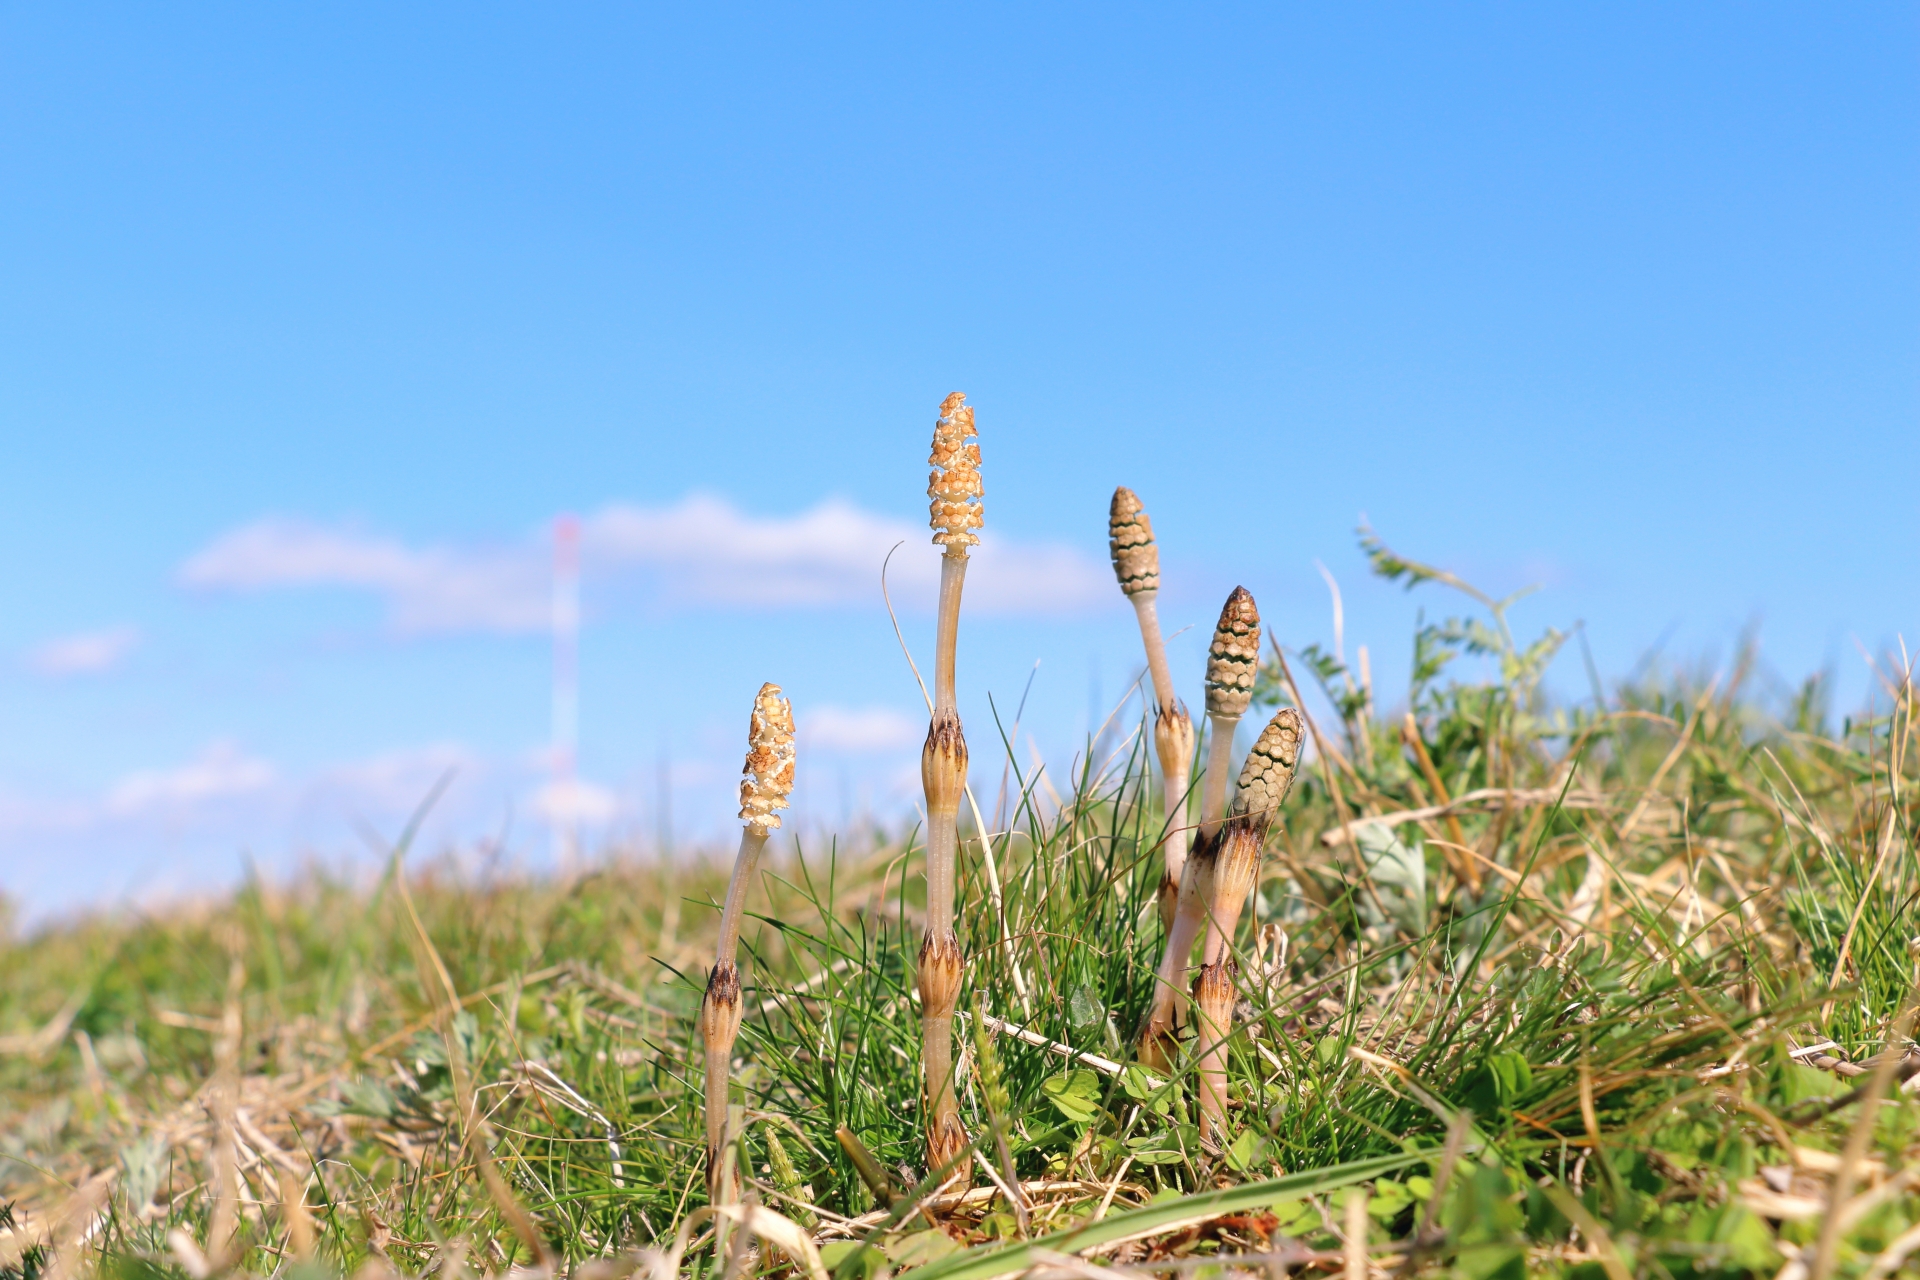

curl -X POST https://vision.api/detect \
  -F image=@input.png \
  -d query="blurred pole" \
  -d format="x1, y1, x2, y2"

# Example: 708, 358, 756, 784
551, 513, 581, 867
657, 738, 673, 857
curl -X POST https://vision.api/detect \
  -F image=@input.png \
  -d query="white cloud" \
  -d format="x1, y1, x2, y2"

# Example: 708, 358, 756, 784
179, 518, 548, 634
533, 777, 620, 824
312, 742, 484, 810
588, 493, 1110, 615
802, 704, 924, 752
175, 495, 1112, 637
0, 789, 94, 835
27, 626, 141, 676
107, 741, 277, 815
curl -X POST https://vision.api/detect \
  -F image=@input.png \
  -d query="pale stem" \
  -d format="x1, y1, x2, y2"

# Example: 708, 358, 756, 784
1200, 902, 1235, 968
1156, 731, 1192, 927
1128, 592, 1177, 714
934, 552, 969, 715
925, 798, 960, 939
714, 825, 772, 967
1162, 770, 1190, 884
1138, 841, 1213, 1057
1133, 591, 1193, 898
703, 1029, 736, 1201
1194, 980, 1232, 1144
922, 1004, 957, 1148
1199, 713, 1241, 837
923, 547, 971, 1174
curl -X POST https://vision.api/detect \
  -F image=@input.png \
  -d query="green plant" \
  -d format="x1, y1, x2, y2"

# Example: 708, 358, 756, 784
1108, 486, 1197, 933
3, 472, 1917, 1280
1192, 706, 1303, 1144
699, 682, 796, 1204
1136, 587, 1262, 1072
920, 391, 982, 1180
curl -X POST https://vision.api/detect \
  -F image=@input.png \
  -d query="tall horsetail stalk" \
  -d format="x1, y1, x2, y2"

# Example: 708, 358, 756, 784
1199, 586, 1261, 837
921, 391, 981, 1181
1193, 707, 1301, 1146
698, 683, 796, 1204
1109, 487, 1196, 932
1136, 587, 1261, 1069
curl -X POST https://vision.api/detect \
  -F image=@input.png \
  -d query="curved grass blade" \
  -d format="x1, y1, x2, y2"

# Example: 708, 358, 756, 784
910, 1150, 1425, 1280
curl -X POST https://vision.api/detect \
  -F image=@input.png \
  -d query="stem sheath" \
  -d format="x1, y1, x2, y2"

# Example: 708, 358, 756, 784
700, 822, 770, 1204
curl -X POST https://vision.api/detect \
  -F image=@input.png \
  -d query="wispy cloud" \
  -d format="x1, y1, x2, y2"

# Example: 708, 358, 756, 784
586, 494, 1108, 614
309, 742, 485, 812
533, 777, 620, 824
179, 519, 549, 634
176, 495, 1111, 635
801, 704, 924, 752
26, 626, 142, 676
107, 741, 277, 815
3, 740, 517, 918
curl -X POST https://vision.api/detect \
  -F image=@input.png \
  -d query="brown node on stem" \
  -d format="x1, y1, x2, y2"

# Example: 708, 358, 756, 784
699, 961, 744, 1046
1207, 821, 1266, 947
917, 930, 965, 1018
1183, 825, 1225, 921
921, 710, 969, 810
926, 1114, 969, 1183
1193, 960, 1235, 1020
929, 393, 983, 548
1153, 702, 1195, 792
917, 926, 969, 1185
1192, 959, 1237, 1145
737, 683, 796, 830
1154, 701, 1194, 761
1108, 486, 1159, 596
1203, 587, 1261, 718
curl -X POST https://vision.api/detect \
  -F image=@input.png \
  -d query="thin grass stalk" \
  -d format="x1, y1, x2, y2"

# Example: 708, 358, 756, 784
206, 939, 244, 1270
1810, 962, 1920, 1280
1109, 486, 1196, 931
968, 991, 1030, 1235
701, 683, 796, 1205
921, 391, 981, 1180
1194, 708, 1302, 1146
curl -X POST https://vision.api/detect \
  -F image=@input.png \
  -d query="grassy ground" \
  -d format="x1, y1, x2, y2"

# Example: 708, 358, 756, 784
2, 545, 1917, 1279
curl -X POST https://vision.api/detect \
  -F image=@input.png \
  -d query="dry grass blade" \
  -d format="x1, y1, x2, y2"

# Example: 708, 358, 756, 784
204, 938, 244, 1271
1809, 970, 1920, 1280
654, 1203, 828, 1280
386, 807, 553, 1272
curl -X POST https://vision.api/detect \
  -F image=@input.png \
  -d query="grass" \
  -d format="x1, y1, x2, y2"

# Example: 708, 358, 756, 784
1, 533, 1917, 1280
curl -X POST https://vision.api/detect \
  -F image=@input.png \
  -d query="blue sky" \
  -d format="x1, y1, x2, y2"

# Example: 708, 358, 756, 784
1, 4, 1913, 917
